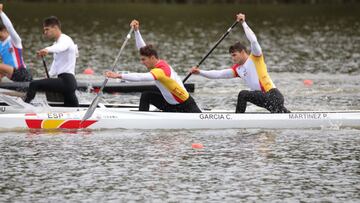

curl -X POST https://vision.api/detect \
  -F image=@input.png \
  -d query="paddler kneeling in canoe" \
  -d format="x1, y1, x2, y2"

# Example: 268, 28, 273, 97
190, 13, 290, 113
23, 16, 79, 107
105, 20, 201, 113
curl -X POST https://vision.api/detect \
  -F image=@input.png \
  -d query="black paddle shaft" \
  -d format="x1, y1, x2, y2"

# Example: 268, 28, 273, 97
182, 20, 239, 84
41, 56, 65, 102
41, 56, 50, 78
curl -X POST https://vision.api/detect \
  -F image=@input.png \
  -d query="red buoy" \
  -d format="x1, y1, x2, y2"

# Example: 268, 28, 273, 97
303, 79, 313, 87
83, 68, 94, 75
192, 143, 204, 149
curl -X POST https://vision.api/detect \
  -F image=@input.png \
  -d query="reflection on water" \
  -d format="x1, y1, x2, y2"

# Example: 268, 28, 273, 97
1, 129, 359, 202
1, 2, 360, 202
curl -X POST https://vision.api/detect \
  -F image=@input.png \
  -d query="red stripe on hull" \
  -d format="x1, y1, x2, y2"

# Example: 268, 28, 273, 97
25, 119, 97, 129
59, 120, 97, 129
25, 113, 37, 116
26, 119, 43, 129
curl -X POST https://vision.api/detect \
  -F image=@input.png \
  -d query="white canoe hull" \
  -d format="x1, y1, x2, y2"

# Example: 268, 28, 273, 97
0, 109, 359, 130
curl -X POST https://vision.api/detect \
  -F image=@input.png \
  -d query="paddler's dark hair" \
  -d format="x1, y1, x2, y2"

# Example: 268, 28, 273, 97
140, 45, 159, 59
0, 24, 5, 31
43, 16, 61, 29
229, 42, 247, 54
0, 21, 6, 31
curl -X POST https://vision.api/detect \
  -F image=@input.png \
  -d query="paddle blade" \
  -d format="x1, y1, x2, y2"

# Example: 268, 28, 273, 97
81, 92, 102, 121
82, 28, 134, 123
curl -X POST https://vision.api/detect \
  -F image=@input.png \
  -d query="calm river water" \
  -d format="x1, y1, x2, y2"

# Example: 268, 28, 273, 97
0, 2, 360, 202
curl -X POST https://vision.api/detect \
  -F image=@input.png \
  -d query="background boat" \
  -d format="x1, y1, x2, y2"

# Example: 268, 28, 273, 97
0, 80, 195, 93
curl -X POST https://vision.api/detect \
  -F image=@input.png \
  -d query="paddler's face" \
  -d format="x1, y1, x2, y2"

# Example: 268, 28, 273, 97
231, 50, 246, 65
0, 29, 8, 41
140, 55, 157, 69
43, 25, 58, 40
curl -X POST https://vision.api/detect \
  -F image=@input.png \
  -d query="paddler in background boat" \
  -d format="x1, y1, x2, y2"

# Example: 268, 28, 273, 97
105, 20, 201, 113
23, 16, 79, 107
190, 13, 290, 113
0, 4, 32, 83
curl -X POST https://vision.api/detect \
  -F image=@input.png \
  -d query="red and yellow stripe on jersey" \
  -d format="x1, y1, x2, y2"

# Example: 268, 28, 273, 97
231, 54, 275, 93
150, 60, 189, 105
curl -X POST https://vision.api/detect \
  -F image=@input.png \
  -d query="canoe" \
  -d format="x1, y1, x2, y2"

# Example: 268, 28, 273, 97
1, 94, 359, 131
0, 81, 195, 93
0, 109, 359, 130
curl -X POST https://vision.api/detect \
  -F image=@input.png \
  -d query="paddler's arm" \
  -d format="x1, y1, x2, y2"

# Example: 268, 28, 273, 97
0, 4, 22, 48
37, 35, 72, 57
190, 66, 235, 79
130, 20, 146, 50
237, 13, 262, 57
105, 70, 154, 82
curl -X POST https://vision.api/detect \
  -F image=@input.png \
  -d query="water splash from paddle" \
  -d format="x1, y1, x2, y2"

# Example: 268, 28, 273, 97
0, 94, 51, 113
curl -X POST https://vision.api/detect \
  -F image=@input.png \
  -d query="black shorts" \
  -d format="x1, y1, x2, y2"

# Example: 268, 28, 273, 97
139, 91, 202, 113
24, 73, 79, 107
236, 88, 290, 113
11, 68, 32, 82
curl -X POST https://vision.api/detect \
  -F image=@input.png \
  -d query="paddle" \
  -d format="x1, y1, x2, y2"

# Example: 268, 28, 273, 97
81, 28, 134, 122
41, 56, 50, 78
41, 56, 64, 102
182, 20, 238, 83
